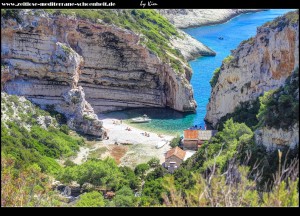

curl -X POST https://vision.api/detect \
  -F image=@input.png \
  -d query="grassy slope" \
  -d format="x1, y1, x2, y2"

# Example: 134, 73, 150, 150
1, 93, 84, 174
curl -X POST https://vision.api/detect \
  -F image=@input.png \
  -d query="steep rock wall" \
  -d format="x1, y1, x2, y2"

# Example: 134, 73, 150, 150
205, 11, 299, 128
1, 11, 197, 119
255, 124, 299, 151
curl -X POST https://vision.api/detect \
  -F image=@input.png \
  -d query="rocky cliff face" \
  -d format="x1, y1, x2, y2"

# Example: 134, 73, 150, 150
255, 124, 299, 151
158, 9, 265, 28
1, 10, 198, 136
205, 11, 299, 128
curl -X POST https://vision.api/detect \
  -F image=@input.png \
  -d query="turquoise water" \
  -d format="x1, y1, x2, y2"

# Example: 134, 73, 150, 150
103, 9, 295, 135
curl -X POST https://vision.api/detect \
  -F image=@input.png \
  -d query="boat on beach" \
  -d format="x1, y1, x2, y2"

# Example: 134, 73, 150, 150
131, 114, 151, 123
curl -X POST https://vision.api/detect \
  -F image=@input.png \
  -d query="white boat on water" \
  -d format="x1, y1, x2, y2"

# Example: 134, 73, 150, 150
131, 114, 151, 123
156, 140, 169, 149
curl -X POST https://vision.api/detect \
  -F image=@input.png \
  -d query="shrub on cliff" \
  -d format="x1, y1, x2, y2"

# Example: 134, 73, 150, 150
209, 67, 221, 88
223, 55, 234, 64
257, 68, 299, 129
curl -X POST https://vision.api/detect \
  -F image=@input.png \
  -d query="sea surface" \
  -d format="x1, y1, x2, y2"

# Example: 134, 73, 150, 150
102, 9, 295, 135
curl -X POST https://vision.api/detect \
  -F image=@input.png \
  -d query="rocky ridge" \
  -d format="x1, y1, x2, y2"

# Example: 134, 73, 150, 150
158, 9, 265, 29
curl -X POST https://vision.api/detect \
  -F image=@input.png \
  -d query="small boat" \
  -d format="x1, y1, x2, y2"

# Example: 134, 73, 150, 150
156, 140, 169, 149
131, 114, 151, 123
218, 37, 224, 40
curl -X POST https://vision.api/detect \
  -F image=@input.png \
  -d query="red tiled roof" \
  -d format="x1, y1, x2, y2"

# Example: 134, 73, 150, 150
184, 130, 199, 139
165, 147, 186, 160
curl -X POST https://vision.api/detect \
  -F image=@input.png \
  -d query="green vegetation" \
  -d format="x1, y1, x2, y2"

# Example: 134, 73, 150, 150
119, 166, 140, 190
240, 37, 255, 46
43, 9, 185, 73
63, 159, 76, 167
134, 163, 150, 178
209, 67, 221, 88
58, 158, 123, 190
1, 94, 83, 174
87, 147, 107, 159
1, 93, 298, 207
147, 158, 160, 168
1, 122, 83, 174
162, 165, 299, 207
1, 9, 22, 23
112, 186, 137, 207
83, 114, 95, 121
184, 119, 254, 172
75, 191, 105, 207
223, 55, 234, 64
257, 68, 299, 129
1, 10, 299, 206
170, 135, 181, 148
1, 156, 63, 207
61, 44, 73, 55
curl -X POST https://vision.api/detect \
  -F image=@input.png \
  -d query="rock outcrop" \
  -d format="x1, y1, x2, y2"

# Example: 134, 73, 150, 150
1, 91, 57, 130
205, 11, 299, 128
158, 9, 265, 29
1, 10, 198, 136
171, 30, 216, 61
255, 124, 299, 151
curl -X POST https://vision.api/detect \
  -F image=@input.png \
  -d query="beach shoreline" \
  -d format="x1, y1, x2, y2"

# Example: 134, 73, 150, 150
71, 114, 175, 167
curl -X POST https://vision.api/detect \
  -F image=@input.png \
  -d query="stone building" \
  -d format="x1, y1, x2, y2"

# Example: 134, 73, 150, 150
164, 147, 186, 173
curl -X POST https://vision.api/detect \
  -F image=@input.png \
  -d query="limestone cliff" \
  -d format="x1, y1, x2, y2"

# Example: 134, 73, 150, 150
205, 11, 299, 127
205, 11, 299, 150
158, 9, 265, 29
255, 124, 299, 151
1, 10, 198, 137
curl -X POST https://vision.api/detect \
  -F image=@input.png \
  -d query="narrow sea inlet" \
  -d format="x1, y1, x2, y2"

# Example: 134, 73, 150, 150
101, 9, 295, 135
